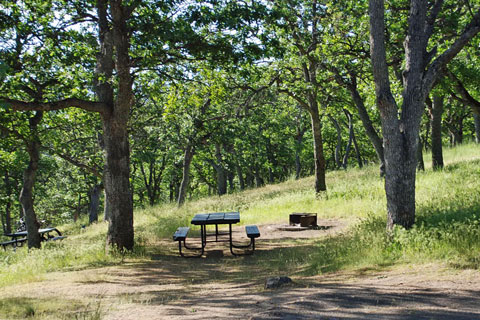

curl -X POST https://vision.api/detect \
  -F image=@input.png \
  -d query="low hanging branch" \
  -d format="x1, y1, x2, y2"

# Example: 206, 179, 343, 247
447, 70, 480, 115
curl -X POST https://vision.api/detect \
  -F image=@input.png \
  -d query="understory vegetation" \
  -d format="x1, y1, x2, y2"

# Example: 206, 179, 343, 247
1, 143, 479, 290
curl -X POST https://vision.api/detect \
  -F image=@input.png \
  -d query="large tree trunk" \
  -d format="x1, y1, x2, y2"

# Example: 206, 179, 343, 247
430, 95, 444, 170
102, 114, 133, 250
474, 113, 480, 144
309, 102, 327, 192
369, 0, 421, 230
177, 144, 194, 206
103, 1, 134, 250
97, 0, 113, 226
20, 112, 43, 249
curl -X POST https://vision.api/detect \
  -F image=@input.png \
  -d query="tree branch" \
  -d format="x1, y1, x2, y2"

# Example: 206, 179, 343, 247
447, 70, 480, 114
1, 98, 108, 114
423, 9, 480, 92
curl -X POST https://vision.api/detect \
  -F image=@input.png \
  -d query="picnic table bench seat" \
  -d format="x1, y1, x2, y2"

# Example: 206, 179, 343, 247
1, 237, 27, 250
173, 227, 190, 242
246, 225, 260, 238
48, 236, 67, 241
172, 227, 203, 258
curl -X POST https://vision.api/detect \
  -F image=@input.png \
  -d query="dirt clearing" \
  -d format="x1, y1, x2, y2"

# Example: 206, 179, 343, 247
1, 221, 480, 319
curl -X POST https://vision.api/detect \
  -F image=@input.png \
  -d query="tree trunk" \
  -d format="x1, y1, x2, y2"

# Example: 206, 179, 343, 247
88, 184, 101, 224
309, 103, 327, 192
369, 0, 421, 230
245, 171, 254, 188
294, 132, 304, 179
213, 144, 227, 196
3, 170, 12, 234
342, 112, 353, 170
227, 171, 234, 192
417, 140, 425, 171
344, 109, 364, 168
236, 161, 245, 190
254, 167, 263, 188
449, 123, 463, 146
294, 107, 307, 179
474, 113, 480, 144
103, 1, 134, 250
369, 0, 480, 230
430, 94, 444, 170
102, 114, 133, 250
329, 115, 343, 170
177, 144, 194, 206
20, 112, 43, 249
347, 73, 385, 176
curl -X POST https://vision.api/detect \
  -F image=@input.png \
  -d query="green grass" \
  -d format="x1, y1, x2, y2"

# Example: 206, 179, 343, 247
1, 143, 479, 291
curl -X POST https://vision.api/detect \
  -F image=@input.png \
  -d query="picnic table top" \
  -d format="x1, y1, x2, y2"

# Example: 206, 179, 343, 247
191, 212, 240, 225
5, 227, 61, 238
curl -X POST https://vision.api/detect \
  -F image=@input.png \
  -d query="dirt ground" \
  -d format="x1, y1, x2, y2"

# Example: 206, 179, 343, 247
2, 220, 480, 319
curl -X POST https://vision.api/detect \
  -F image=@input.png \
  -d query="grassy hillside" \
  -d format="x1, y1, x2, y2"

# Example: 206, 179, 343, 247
1, 143, 479, 287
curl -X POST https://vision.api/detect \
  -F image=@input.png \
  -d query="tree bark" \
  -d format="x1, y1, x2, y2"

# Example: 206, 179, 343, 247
177, 144, 194, 206
430, 94, 444, 170
20, 112, 43, 249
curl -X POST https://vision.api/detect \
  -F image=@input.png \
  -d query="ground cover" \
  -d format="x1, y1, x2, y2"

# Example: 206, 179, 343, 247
0, 143, 479, 319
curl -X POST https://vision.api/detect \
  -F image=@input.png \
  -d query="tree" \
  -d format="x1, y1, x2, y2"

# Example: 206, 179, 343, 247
271, 0, 328, 193
2, 0, 135, 250
369, 0, 480, 229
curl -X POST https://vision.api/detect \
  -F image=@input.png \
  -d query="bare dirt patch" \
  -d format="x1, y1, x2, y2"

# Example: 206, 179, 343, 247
1, 220, 480, 319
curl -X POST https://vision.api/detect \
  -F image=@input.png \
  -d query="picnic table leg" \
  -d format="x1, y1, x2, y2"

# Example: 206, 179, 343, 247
215, 224, 219, 242
229, 224, 238, 256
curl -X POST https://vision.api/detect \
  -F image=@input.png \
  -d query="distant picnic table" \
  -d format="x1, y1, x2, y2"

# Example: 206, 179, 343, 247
1, 227, 66, 250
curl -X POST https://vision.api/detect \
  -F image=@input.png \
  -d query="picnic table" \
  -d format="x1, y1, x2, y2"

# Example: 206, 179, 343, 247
173, 212, 260, 257
1, 227, 66, 250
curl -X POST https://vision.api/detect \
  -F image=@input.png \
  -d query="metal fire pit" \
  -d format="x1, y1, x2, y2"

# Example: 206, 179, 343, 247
289, 213, 317, 228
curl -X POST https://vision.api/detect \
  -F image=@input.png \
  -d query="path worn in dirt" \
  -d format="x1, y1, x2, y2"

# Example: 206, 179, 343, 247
1, 221, 480, 319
